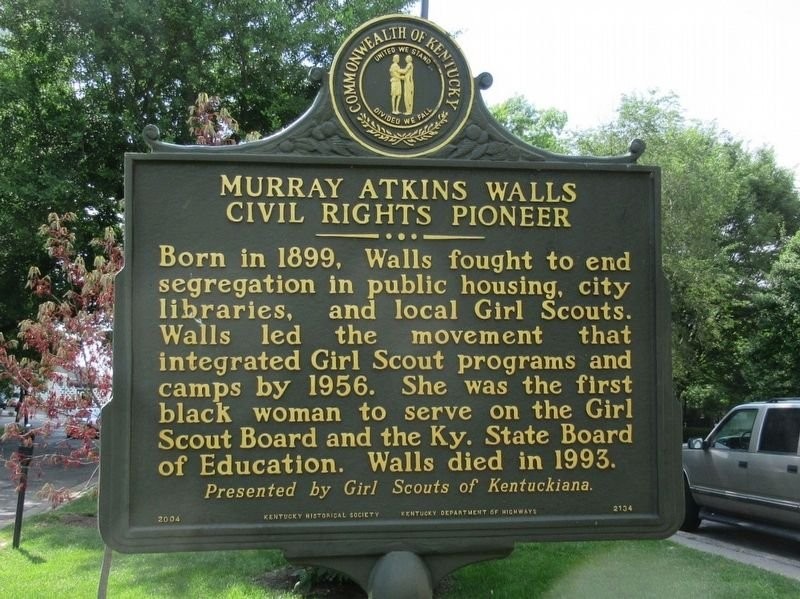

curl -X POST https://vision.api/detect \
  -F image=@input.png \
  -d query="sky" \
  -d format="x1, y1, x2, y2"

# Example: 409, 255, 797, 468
410, 0, 800, 184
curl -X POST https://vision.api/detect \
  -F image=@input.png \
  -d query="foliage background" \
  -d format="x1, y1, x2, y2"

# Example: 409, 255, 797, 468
1, 0, 798, 427
0, 0, 413, 336
496, 92, 800, 421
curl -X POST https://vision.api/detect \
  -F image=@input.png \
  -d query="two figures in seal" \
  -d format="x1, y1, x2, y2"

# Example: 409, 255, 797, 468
389, 54, 415, 115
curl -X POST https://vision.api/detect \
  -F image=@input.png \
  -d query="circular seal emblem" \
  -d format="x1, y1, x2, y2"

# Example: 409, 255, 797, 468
329, 15, 474, 158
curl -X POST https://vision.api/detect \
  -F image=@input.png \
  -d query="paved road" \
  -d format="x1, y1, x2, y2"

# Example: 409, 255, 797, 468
0, 413, 98, 527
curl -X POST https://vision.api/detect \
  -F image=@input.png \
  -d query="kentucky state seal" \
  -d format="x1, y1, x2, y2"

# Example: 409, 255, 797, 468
329, 15, 474, 157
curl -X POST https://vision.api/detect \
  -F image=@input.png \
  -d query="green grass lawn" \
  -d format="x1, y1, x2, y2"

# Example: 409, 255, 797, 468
2, 493, 799, 598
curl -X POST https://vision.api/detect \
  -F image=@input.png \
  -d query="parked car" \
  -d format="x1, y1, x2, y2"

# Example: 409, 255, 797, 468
682, 398, 800, 540
66, 406, 101, 439
0, 386, 21, 410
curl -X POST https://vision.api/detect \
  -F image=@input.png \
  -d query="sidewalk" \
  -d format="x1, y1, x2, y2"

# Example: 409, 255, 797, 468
671, 529, 800, 582
0, 478, 96, 530
0, 411, 98, 529
0, 487, 56, 528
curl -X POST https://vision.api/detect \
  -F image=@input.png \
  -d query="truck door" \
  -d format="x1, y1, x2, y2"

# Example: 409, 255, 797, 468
748, 406, 800, 527
687, 407, 758, 516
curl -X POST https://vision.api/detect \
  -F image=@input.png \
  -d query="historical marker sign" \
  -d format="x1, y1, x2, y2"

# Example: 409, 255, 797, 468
100, 13, 680, 580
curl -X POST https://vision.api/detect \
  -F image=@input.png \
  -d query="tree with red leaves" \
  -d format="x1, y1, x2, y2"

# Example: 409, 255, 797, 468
0, 212, 123, 502
187, 92, 261, 145
0, 94, 248, 504
187, 92, 241, 145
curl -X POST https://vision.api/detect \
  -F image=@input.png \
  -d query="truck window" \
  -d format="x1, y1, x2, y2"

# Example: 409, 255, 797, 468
711, 408, 757, 450
758, 408, 800, 454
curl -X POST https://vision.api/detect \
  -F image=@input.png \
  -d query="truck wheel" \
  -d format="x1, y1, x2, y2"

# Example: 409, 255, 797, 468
680, 476, 701, 531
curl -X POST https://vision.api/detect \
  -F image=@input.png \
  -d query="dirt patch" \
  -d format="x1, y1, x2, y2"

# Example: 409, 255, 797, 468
257, 566, 454, 598
58, 513, 97, 527
256, 566, 366, 598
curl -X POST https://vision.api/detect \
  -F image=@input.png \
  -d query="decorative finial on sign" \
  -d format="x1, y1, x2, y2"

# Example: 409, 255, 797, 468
308, 66, 325, 83
143, 124, 161, 148
476, 72, 494, 91
629, 138, 646, 161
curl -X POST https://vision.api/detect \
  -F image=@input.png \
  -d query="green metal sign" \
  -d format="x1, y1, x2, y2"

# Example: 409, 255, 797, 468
100, 13, 681, 593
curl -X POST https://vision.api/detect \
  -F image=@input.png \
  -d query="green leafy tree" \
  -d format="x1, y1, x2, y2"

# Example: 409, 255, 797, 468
0, 0, 412, 336
576, 92, 800, 417
741, 232, 800, 398
0, 9, 109, 336
720, 146, 800, 284
490, 94, 569, 152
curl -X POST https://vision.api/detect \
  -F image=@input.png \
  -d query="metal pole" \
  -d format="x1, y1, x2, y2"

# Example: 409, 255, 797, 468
98, 545, 114, 599
421, 0, 429, 19
12, 435, 34, 549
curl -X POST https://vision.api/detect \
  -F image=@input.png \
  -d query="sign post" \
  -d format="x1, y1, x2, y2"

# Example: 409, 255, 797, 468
12, 435, 34, 549
101, 14, 680, 595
